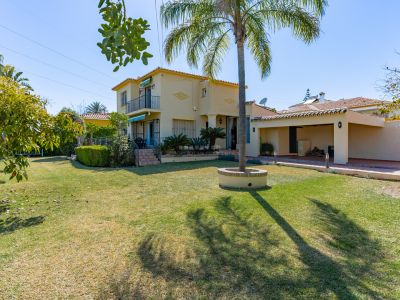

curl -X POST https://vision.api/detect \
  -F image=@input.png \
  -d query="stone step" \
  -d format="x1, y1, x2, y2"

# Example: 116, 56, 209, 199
135, 148, 160, 166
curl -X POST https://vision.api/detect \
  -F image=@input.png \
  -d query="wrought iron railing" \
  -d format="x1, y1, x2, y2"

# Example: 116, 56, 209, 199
126, 95, 160, 114
132, 134, 160, 148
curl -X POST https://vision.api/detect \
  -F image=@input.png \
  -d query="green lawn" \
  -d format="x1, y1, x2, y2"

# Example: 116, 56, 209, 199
0, 157, 399, 299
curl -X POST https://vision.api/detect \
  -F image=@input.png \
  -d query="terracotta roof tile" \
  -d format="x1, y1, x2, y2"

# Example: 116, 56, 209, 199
285, 97, 387, 113
112, 67, 239, 90
254, 108, 347, 121
82, 113, 110, 120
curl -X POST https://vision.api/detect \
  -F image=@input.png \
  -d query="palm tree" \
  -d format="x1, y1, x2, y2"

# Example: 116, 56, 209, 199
84, 101, 108, 114
161, 0, 326, 171
0, 64, 33, 91
200, 127, 226, 150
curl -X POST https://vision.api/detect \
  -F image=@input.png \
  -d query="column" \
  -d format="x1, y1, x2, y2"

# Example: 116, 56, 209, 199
207, 114, 217, 128
333, 120, 348, 164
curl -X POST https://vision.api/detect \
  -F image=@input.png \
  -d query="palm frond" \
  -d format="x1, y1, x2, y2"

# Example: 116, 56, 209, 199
161, 0, 209, 27
203, 29, 231, 78
0, 64, 32, 91
297, 0, 327, 17
186, 21, 228, 68
85, 101, 108, 114
255, 0, 321, 43
164, 24, 194, 64
245, 13, 272, 78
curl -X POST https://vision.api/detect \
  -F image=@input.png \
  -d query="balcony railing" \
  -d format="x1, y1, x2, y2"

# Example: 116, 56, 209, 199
126, 95, 160, 114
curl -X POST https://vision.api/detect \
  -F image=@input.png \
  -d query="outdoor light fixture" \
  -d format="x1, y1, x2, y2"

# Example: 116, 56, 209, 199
338, 121, 342, 128
219, 118, 223, 125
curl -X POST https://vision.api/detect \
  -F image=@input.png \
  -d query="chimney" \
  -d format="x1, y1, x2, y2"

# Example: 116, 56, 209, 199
319, 92, 326, 102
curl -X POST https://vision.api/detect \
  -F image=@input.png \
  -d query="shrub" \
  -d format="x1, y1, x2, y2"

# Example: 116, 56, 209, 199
92, 125, 116, 138
109, 112, 128, 133
191, 137, 207, 151
109, 135, 135, 167
76, 145, 110, 167
218, 154, 236, 161
200, 127, 226, 150
163, 134, 190, 154
156, 142, 170, 155
260, 143, 274, 155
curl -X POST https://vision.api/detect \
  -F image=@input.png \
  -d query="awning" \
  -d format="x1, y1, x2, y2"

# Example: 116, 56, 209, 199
128, 114, 147, 123
139, 77, 152, 88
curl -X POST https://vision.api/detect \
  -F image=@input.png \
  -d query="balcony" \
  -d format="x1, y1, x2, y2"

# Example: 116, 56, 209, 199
126, 95, 160, 114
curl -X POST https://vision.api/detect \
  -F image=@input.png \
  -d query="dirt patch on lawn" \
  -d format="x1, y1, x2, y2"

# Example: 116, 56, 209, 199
380, 186, 400, 198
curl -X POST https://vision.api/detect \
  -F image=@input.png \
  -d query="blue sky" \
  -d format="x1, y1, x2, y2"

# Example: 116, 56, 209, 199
1, 0, 399, 114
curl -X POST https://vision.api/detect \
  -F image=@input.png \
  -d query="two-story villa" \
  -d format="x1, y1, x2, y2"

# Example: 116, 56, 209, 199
113, 67, 245, 150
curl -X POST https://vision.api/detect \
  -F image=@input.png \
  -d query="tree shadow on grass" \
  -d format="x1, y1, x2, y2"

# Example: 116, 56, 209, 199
309, 198, 388, 293
100, 197, 296, 298
251, 191, 386, 299
99, 195, 387, 299
0, 216, 45, 234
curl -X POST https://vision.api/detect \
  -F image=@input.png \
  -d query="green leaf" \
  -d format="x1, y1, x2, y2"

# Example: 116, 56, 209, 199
98, 0, 105, 8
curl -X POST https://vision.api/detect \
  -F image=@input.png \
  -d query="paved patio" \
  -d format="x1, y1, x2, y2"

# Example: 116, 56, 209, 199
258, 156, 400, 181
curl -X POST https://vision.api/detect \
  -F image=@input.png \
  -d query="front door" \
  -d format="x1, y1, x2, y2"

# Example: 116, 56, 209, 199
149, 121, 154, 145
289, 126, 298, 153
227, 117, 237, 150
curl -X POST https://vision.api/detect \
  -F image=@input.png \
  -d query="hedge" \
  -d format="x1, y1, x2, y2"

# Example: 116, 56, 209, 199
76, 145, 110, 167
92, 126, 116, 138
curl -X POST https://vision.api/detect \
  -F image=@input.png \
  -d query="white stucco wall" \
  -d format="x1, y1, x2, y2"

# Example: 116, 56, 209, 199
297, 125, 334, 153
349, 121, 400, 161
258, 127, 290, 156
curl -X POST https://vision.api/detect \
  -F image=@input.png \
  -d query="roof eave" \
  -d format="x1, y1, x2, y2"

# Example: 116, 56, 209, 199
253, 108, 348, 121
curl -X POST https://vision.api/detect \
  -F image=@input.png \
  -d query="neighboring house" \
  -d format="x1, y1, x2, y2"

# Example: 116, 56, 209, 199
81, 113, 111, 127
113, 67, 276, 150
246, 100, 277, 118
247, 94, 400, 164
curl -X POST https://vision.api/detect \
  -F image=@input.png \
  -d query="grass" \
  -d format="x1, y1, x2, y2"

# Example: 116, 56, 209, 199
0, 157, 399, 299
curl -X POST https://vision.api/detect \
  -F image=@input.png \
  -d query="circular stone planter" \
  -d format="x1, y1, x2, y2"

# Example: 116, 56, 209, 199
218, 168, 268, 189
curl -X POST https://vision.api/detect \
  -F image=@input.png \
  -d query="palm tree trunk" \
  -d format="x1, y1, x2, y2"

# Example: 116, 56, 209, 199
237, 41, 246, 172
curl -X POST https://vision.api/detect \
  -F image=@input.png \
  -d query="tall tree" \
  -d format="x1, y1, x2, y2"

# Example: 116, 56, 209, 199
304, 88, 311, 101
53, 111, 84, 155
109, 112, 128, 133
0, 64, 33, 91
380, 58, 400, 117
0, 77, 58, 181
161, 0, 326, 171
84, 101, 108, 114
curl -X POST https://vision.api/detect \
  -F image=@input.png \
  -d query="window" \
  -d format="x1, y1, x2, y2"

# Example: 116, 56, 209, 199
173, 119, 196, 138
121, 91, 127, 106
201, 88, 207, 98
246, 117, 250, 144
